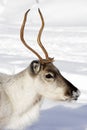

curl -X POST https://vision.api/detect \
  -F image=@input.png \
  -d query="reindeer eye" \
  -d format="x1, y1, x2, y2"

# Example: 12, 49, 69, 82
45, 73, 54, 79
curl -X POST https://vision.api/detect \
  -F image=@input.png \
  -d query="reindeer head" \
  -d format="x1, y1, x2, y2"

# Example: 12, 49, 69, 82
20, 9, 80, 101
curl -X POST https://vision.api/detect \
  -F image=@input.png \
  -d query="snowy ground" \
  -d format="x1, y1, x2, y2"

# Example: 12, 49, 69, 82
0, 0, 87, 130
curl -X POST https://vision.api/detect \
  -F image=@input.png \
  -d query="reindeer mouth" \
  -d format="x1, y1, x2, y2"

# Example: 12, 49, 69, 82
65, 89, 80, 102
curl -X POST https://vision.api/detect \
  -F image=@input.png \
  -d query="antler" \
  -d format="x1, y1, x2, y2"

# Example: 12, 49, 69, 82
37, 8, 54, 63
20, 9, 43, 61
20, 8, 54, 64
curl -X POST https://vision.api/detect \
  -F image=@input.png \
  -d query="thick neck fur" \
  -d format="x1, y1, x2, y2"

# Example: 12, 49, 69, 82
3, 67, 43, 130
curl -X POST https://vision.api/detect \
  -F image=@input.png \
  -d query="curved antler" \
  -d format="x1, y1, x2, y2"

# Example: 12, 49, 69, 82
37, 9, 54, 63
20, 9, 43, 61
37, 9, 49, 59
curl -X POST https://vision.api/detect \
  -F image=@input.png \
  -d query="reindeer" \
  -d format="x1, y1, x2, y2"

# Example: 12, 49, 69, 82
0, 9, 80, 130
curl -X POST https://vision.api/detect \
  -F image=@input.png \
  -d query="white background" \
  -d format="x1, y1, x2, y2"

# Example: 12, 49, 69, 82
0, 0, 87, 26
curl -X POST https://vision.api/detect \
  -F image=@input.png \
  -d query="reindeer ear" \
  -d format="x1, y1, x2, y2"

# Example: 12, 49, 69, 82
30, 60, 41, 74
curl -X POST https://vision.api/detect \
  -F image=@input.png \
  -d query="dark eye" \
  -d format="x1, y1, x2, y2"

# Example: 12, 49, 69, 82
45, 73, 54, 79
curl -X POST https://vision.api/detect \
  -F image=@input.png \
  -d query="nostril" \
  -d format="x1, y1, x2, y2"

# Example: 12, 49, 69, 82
72, 90, 80, 99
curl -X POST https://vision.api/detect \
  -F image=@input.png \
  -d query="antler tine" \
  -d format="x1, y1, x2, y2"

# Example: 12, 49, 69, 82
37, 8, 54, 63
20, 9, 43, 61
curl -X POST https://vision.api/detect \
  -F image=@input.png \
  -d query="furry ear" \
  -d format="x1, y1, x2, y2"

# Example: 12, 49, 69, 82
30, 60, 41, 74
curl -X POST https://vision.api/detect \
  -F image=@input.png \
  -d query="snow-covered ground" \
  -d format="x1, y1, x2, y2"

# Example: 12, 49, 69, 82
0, 0, 87, 130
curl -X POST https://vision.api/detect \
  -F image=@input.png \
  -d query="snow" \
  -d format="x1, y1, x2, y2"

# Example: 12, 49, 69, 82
0, 0, 87, 130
